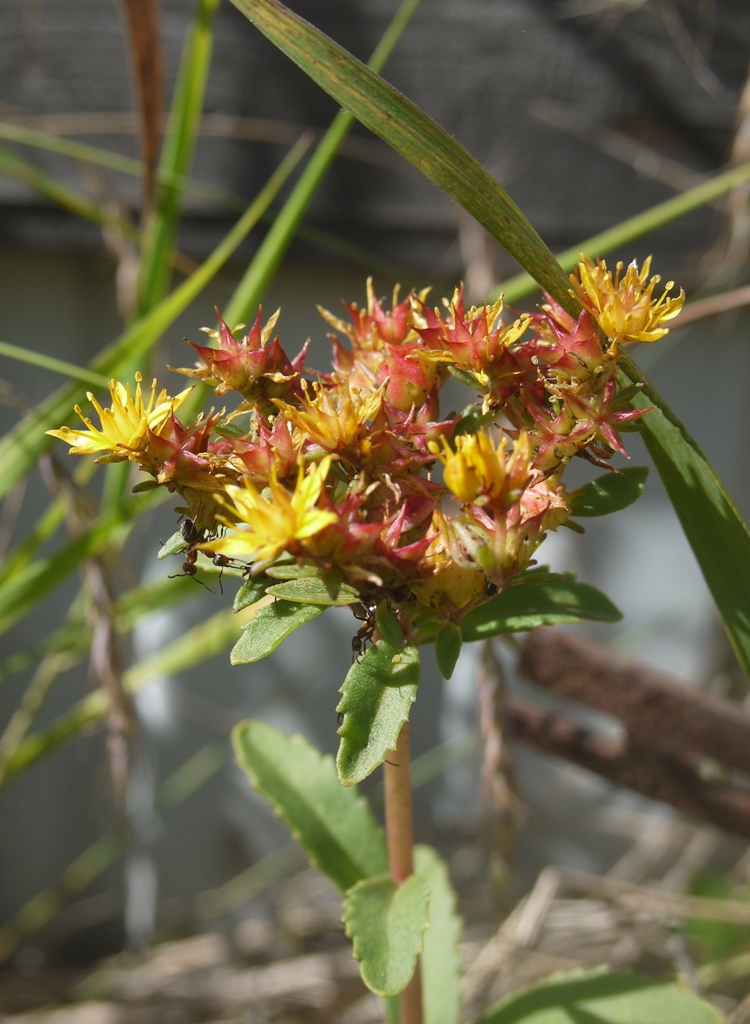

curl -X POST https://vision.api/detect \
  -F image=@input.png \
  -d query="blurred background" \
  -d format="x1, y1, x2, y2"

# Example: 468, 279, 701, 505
1, 0, 750, 1016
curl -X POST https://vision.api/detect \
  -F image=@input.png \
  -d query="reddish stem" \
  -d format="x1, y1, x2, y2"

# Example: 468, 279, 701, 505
383, 720, 423, 1024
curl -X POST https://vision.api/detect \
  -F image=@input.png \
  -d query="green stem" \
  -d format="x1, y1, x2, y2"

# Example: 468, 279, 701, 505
383, 719, 423, 1024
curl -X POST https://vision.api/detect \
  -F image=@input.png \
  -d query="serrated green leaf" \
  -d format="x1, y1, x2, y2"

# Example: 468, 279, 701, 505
233, 576, 271, 612
157, 531, 186, 560
376, 602, 404, 648
435, 624, 462, 680
265, 563, 321, 580
460, 579, 621, 642
266, 571, 360, 606
232, 720, 388, 891
230, 600, 326, 664
343, 873, 429, 998
513, 572, 566, 587
414, 846, 461, 1024
475, 966, 722, 1024
568, 466, 649, 518
337, 639, 419, 786
228, 0, 576, 316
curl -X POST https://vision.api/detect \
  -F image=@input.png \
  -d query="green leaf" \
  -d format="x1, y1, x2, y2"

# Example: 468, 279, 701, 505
223, 0, 423, 326
619, 351, 750, 681
232, 720, 388, 891
414, 846, 461, 1024
460, 578, 622, 643
227, 0, 576, 316
475, 966, 722, 1024
233, 576, 271, 612
448, 365, 486, 391
343, 873, 429, 998
568, 467, 649, 518
136, 0, 220, 315
157, 531, 186, 560
230, 600, 326, 664
266, 571, 360, 606
0, 137, 309, 503
376, 602, 404, 647
265, 563, 320, 579
435, 624, 462, 680
513, 572, 566, 587
336, 639, 420, 786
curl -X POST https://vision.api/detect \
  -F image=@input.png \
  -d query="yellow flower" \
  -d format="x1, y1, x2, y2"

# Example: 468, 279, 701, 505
201, 457, 337, 565
572, 255, 684, 343
412, 513, 485, 613
430, 429, 529, 505
46, 374, 191, 458
274, 378, 384, 452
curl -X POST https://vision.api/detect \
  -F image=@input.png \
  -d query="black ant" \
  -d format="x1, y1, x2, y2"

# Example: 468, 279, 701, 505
485, 578, 499, 597
351, 603, 377, 662
168, 518, 214, 593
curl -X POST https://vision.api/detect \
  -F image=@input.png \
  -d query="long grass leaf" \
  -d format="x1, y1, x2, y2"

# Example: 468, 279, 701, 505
618, 351, 750, 678
0, 491, 163, 637
224, 0, 421, 324
0, 142, 138, 241
0, 137, 309, 502
227, 0, 575, 315
0, 339, 109, 388
0, 121, 405, 279
1, 601, 265, 783
137, 0, 221, 315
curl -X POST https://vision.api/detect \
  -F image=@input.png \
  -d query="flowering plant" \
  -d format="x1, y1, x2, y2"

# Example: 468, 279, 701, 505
49, 256, 682, 1019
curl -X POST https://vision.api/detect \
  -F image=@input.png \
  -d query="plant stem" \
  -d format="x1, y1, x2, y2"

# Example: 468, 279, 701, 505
384, 720, 423, 1024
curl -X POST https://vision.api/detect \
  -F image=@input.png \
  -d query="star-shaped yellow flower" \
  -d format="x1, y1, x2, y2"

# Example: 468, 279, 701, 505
430, 429, 531, 505
572, 255, 684, 343
46, 374, 191, 459
274, 378, 384, 452
201, 456, 337, 566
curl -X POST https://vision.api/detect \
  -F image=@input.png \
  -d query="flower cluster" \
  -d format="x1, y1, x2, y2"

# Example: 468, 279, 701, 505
48, 256, 682, 630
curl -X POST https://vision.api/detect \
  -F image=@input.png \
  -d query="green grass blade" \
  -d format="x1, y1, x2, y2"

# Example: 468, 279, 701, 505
224, 0, 422, 325
0, 491, 164, 637
227, 0, 575, 315
0, 120, 406, 279
0, 141, 138, 242
1, 602, 256, 784
0, 120, 144, 176
137, 0, 221, 315
498, 159, 750, 305
619, 350, 750, 679
0, 339, 109, 388
0, 136, 309, 502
